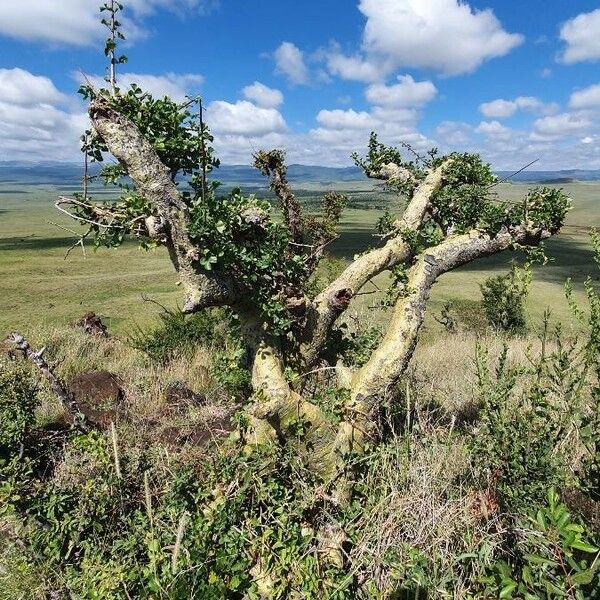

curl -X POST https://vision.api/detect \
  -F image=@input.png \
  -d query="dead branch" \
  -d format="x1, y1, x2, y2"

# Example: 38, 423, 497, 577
254, 150, 304, 245
8, 333, 88, 431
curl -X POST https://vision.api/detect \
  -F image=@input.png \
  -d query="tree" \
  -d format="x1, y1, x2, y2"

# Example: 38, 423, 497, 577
55, 6, 570, 503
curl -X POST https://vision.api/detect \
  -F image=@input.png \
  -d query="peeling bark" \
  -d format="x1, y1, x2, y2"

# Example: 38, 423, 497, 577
89, 98, 235, 312
301, 163, 448, 367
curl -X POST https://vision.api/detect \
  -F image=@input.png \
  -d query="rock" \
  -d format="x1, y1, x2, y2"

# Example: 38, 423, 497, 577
69, 370, 123, 428
77, 312, 108, 337
165, 381, 207, 408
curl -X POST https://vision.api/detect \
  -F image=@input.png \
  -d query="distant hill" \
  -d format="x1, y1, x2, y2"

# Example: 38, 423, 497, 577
1, 161, 600, 186
0, 161, 365, 186
496, 170, 600, 183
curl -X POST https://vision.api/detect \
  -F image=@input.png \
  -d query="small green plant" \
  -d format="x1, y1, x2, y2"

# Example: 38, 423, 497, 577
340, 324, 382, 368
480, 263, 531, 334
470, 339, 565, 513
0, 358, 39, 463
129, 307, 223, 363
434, 301, 458, 333
481, 489, 599, 599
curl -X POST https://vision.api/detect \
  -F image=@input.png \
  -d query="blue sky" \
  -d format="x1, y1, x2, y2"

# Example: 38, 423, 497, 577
0, 0, 599, 169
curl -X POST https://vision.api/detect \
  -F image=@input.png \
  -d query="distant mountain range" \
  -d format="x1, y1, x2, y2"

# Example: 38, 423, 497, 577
1, 161, 600, 186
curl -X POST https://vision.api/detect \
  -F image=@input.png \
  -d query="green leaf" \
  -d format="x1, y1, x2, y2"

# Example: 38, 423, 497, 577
499, 581, 518, 598
569, 541, 599, 553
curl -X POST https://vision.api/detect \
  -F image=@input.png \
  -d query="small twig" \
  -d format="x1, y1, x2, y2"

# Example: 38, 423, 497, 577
489, 159, 539, 188
47, 220, 90, 259
55, 199, 122, 230
399, 141, 430, 166
8, 333, 88, 431
141, 293, 171, 313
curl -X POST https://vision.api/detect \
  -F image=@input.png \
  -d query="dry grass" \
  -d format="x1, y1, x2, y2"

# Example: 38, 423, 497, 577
410, 330, 557, 418
350, 415, 503, 599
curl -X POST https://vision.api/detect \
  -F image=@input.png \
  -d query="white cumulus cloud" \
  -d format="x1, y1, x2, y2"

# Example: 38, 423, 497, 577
242, 82, 283, 109
0, 69, 86, 162
0, 68, 66, 106
325, 52, 388, 83
207, 100, 287, 136
274, 42, 309, 85
532, 112, 592, 140
475, 120, 513, 140
569, 84, 600, 110
479, 96, 558, 119
0, 0, 217, 46
559, 9, 600, 64
365, 75, 437, 108
326, 0, 523, 81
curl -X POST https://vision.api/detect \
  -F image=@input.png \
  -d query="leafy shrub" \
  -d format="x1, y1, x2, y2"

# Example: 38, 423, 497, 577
0, 358, 38, 465
16, 430, 353, 599
470, 341, 566, 513
130, 307, 221, 363
481, 489, 599, 599
480, 263, 530, 334
341, 325, 382, 368
212, 345, 251, 399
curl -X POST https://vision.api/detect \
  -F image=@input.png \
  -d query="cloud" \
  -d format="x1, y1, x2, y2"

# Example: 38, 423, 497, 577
479, 96, 558, 119
532, 112, 592, 140
0, 68, 66, 106
242, 81, 283, 109
324, 52, 388, 83
207, 100, 287, 136
0, 0, 217, 46
0, 69, 86, 162
559, 9, 600, 64
366, 75, 437, 108
479, 99, 517, 119
76, 72, 203, 101
316, 109, 377, 131
306, 102, 432, 166
274, 42, 309, 85
325, 0, 522, 81
569, 84, 600, 110
435, 121, 473, 146
475, 120, 513, 140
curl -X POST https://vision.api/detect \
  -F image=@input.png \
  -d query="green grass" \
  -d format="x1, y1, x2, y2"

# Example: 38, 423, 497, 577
1, 181, 598, 337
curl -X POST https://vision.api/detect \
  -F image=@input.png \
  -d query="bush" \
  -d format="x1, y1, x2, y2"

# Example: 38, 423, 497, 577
480, 263, 530, 334
481, 489, 599, 599
0, 358, 38, 466
470, 340, 566, 514
16, 430, 353, 599
130, 307, 221, 363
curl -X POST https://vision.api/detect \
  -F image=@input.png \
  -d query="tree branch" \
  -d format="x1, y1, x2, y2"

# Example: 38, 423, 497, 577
8, 333, 89, 431
88, 97, 235, 311
254, 150, 304, 245
301, 162, 449, 366
349, 225, 551, 410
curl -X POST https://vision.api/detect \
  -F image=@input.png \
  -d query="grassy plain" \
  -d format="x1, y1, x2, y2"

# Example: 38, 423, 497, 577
0, 180, 598, 337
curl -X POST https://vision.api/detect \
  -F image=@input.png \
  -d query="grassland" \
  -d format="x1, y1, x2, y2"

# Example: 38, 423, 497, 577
1, 179, 598, 337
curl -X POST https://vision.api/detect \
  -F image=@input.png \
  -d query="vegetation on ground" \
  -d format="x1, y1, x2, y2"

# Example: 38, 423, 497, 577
1, 3, 599, 598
